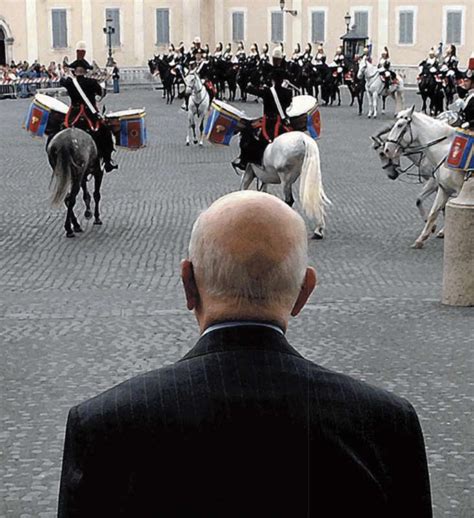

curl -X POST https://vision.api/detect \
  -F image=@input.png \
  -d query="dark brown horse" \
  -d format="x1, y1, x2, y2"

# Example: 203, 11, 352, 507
47, 127, 104, 237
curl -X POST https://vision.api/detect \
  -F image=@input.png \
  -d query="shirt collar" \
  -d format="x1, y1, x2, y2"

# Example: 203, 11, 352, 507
201, 321, 285, 338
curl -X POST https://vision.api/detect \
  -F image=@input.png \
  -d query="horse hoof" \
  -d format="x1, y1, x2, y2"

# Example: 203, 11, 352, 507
193, 140, 198, 145
186, 142, 190, 146
84, 210, 92, 219
411, 241, 424, 249
73, 226, 83, 233
312, 232, 324, 240
66, 232, 75, 238
94, 219, 102, 226
436, 231, 444, 239
199, 142, 203, 147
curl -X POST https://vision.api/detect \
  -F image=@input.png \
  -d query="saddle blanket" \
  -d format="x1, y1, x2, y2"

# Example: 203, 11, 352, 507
446, 129, 474, 172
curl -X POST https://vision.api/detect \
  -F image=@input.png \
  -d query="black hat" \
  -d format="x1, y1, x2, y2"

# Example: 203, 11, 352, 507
68, 59, 93, 70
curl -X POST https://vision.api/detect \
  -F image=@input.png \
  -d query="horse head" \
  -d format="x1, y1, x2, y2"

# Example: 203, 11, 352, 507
371, 134, 400, 180
383, 105, 415, 158
357, 57, 367, 80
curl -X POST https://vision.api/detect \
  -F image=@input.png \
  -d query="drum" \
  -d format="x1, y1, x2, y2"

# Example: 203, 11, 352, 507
205, 100, 249, 146
287, 95, 321, 139
105, 109, 147, 149
446, 129, 474, 172
24, 93, 68, 137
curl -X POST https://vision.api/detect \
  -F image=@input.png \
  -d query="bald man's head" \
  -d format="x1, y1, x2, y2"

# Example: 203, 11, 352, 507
188, 191, 308, 308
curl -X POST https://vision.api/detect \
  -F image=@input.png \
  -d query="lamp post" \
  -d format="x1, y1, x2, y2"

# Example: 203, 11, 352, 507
279, 0, 297, 17
344, 12, 351, 32
102, 17, 115, 67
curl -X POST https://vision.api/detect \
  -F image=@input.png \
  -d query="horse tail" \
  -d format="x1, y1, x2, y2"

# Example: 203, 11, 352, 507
299, 136, 331, 224
49, 132, 80, 207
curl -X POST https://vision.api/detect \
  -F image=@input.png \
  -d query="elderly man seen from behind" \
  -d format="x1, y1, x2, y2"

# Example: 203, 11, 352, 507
58, 191, 432, 518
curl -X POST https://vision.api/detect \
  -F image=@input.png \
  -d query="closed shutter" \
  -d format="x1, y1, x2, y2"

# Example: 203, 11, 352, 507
399, 10, 414, 44
232, 12, 244, 42
156, 9, 170, 45
311, 11, 325, 43
271, 11, 283, 43
446, 11, 462, 45
105, 8, 120, 47
354, 11, 368, 37
52, 9, 67, 49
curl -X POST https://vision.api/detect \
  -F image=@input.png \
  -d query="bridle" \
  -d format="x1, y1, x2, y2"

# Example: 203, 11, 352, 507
385, 116, 415, 152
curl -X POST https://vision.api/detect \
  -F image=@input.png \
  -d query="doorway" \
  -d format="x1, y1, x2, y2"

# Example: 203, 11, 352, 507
0, 28, 6, 65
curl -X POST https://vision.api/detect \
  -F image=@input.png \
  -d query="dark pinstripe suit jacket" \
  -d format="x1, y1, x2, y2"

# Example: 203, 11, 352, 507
58, 325, 432, 517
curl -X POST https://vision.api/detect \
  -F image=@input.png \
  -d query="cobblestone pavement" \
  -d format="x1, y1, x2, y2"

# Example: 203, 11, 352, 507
1, 88, 472, 517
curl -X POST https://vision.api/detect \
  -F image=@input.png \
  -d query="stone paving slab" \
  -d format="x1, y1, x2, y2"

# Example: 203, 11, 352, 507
0, 88, 472, 517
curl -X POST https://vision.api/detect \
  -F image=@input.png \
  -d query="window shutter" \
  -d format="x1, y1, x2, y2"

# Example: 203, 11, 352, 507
232, 12, 244, 41
271, 11, 283, 43
106, 8, 120, 47
156, 9, 170, 45
399, 11, 413, 44
447, 11, 462, 45
52, 9, 67, 48
354, 11, 368, 37
311, 11, 325, 43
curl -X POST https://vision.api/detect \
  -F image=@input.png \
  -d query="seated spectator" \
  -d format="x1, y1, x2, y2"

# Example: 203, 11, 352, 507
58, 191, 432, 518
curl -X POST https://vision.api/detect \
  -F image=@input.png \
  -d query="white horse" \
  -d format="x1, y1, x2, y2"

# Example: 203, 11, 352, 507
384, 106, 465, 249
184, 70, 210, 146
240, 131, 331, 239
357, 57, 404, 118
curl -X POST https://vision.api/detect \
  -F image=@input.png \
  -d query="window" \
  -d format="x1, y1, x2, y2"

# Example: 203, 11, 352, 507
354, 10, 369, 37
446, 10, 462, 45
398, 10, 414, 44
271, 11, 283, 43
156, 8, 170, 45
52, 9, 67, 48
232, 11, 244, 42
311, 11, 325, 43
105, 8, 120, 47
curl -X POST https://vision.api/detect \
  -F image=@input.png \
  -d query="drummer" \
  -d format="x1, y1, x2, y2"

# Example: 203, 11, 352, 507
233, 47, 293, 171
59, 43, 117, 172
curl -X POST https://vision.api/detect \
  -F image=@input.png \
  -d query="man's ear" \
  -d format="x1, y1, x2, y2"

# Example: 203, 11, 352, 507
181, 259, 199, 311
291, 267, 317, 317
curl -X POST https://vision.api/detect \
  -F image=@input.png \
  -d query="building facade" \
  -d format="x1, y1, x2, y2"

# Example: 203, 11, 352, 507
0, 0, 472, 67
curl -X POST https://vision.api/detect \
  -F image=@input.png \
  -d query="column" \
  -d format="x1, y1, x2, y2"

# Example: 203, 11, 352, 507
183, 0, 200, 45
292, 0, 303, 52
134, 0, 144, 65
377, 0, 389, 58
214, 0, 224, 49
81, 0, 93, 60
25, 0, 38, 63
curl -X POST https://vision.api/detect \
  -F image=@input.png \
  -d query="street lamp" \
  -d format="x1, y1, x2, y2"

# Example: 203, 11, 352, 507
344, 12, 351, 32
102, 16, 115, 67
279, 0, 297, 17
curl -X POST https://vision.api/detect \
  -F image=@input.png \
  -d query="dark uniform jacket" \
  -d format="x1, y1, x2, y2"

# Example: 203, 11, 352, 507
60, 76, 103, 118
462, 91, 474, 129
58, 325, 432, 518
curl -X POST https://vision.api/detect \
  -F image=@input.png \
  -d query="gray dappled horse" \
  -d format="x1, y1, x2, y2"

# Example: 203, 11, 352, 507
239, 131, 331, 239
48, 128, 104, 237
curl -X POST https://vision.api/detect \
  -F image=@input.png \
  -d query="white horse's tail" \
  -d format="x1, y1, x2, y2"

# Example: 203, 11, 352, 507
299, 137, 331, 223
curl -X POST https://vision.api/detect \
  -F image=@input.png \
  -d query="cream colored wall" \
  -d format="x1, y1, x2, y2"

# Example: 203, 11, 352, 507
1, 0, 472, 68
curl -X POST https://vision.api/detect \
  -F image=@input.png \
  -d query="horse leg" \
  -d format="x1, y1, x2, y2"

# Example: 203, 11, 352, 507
412, 187, 450, 249
337, 87, 341, 106
240, 164, 255, 190
283, 179, 295, 207
416, 177, 438, 221
192, 122, 197, 144
381, 95, 386, 115
64, 184, 80, 237
186, 112, 192, 146
82, 177, 92, 220
198, 116, 204, 147
93, 169, 104, 225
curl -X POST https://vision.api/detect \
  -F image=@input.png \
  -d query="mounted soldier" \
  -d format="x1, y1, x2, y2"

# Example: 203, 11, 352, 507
419, 48, 439, 76
459, 55, 474, 130
333, 46, 346, 86
235, 41, 246, 63
378, 46, 396, 90
233, 47, 293, 172
314, 44, 326, 66
59, 42, 117, 172
302, 43, 313, 63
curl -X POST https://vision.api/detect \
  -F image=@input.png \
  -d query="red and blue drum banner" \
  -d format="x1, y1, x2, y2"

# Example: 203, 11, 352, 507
446, 130, 474, 172
205, 108, 238, 146
306, 108, 321, 140
119, 116, 146, 149
24, 101, 50, 137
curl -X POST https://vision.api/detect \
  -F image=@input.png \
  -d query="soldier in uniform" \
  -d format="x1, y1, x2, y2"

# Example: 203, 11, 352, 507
233, 47, 293, 171
302, 43, 313, 63
59, 43, 117, 172
235, 41, 246, 62
419, 48, 439, 76
459, 55, 474, 130
214, 42, 224, 59
442, 44, 460, 90
378, 46, 396, 89
314, 44, 326, 66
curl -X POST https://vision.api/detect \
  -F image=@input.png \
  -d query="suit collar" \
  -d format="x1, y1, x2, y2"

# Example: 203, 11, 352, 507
179, 324, 304, 362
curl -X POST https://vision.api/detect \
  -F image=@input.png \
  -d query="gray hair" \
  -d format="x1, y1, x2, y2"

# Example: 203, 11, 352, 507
188, 213, 308, 306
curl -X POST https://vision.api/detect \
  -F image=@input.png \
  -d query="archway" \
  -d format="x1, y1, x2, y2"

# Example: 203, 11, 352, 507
0, 27, 6, 65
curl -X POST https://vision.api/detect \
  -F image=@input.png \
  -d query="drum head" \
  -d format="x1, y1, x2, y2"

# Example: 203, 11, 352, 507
287, 95, 318, 118
34, 93, 69, 114
211, 99, 247, 119
106, 108, 145, 119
